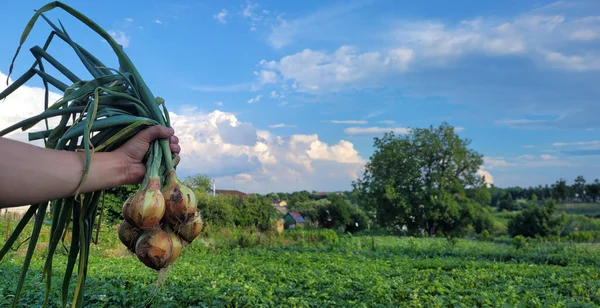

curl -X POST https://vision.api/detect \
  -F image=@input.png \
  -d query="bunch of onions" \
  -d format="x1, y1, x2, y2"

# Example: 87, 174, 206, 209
0, 2, 203, 307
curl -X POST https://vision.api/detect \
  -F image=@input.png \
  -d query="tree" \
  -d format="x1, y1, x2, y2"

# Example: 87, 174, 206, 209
586, 179, 600, 203
552, 179, 569, 202
507, 199, 564, 238
318, 194, 353, 229
353, 122, 484, 236
185, 173, 213, 193
573, 175, 586, 202
288, 199, 330, 225
497, 192, 517, 211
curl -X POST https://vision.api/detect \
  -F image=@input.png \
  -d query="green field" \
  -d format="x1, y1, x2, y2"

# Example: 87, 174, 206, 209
1, 220, 600, 307
558, 203, 600, 216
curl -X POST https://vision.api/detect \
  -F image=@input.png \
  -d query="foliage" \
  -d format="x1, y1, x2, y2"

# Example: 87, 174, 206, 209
288, 199, 330, 224
2, 222, 600, 307
195, 194, 277, 231
507, 199, 564, 238
353, 122, 485, 236
184, 173, 212, 193
318, 194, 353, 229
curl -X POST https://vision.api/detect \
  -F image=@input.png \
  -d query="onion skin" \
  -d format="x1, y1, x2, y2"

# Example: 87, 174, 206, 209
117, 219, 142, 252
123, 178, 166, 230
163, 224, 184, 265
176, 211, 204, 243
135, 228, 173, 270
161, 170, 197, 227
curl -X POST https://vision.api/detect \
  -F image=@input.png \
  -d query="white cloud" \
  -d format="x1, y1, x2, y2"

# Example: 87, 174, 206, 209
155, 19, 163, 25
322, 120, 367, 124
544, 51, 600, 71
242, 1, 261, 21
108, 30, 130, 48
477, 169, 494, 186
378, 120, 396, 124
258, 45, 414, 93
255, 70, 277, 85
483, 157, 516, 169
169, 110, 365, 192
247, 94, 263, 104
215, 101, 224, 106
552, 140, 600, 149
0, 72, 62, 146
270, 91, 284, 99
269, 123, 297, 128
214, 9, 228, 24
522, 145, 535, 148
541, 154, 557, 160
389, 12, 600, 71
278, 101, 288, 107
344, 126, 409, 135
569, 29, 598, 41
485, 154, 575, 169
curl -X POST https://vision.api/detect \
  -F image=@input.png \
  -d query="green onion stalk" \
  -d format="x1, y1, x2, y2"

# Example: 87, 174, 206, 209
0, 2, 203, 307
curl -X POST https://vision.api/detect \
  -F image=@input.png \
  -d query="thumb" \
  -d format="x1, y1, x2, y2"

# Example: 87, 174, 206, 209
136, 125, 174, 144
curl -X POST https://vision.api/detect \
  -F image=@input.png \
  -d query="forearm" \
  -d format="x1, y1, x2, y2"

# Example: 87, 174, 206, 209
0, 137, 127, 208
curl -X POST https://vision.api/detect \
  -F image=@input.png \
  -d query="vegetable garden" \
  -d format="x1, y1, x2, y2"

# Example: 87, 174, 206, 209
1, 219, 600, 307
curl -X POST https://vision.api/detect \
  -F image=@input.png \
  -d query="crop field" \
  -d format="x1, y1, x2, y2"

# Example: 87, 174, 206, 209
1, 220, 600, 307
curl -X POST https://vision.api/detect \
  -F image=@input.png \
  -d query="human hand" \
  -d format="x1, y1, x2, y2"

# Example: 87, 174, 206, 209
114, 125, 181, 185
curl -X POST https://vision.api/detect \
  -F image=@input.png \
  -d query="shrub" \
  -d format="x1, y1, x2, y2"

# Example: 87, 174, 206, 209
512, 235, 527, 249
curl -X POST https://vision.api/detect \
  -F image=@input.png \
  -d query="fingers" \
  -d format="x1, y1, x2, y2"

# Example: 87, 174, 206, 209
170, 143, 181, 154
137, 125, 175, 144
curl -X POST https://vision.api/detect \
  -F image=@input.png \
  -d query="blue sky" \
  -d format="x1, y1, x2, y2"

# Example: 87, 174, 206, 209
1, 0, 600, 193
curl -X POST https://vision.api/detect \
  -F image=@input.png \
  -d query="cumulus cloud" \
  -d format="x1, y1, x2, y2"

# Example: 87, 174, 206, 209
257, 45, 414, 93
477, 169, 494, 186
170, 110, 366, 192
0, 72, 62, 145
389, 12, 600, 71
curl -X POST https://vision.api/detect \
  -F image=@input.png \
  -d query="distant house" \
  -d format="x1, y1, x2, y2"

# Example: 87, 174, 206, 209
271, 200, 287, 207
214, 189, 248, 199
283, 212, 305, 229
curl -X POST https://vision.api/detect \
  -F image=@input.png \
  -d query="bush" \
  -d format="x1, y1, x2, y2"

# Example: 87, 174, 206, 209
568, 231, 595, 243
508, 199, 564, 238
512, 235, 527, 249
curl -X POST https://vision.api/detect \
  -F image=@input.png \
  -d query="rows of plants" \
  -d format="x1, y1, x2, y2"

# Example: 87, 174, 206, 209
1, 219, 600, 307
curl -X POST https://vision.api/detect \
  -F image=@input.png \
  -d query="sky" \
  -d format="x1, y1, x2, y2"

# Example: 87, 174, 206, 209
0, 0, 600, 193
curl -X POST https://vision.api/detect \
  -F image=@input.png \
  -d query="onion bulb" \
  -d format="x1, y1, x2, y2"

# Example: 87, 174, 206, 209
135, 227, 173, 270
117, 219, 142, 252
163, 224, 184, 265
122, 177, 165, 230
161, 170, 197, 226
176, 210, 204, 243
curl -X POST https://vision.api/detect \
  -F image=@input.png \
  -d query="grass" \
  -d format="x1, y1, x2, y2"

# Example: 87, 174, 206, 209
558, 203, 600, 216
1, 218, 600, 307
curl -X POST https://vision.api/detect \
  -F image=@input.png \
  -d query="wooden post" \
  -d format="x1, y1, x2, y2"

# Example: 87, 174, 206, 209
371, 236, 375, 252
